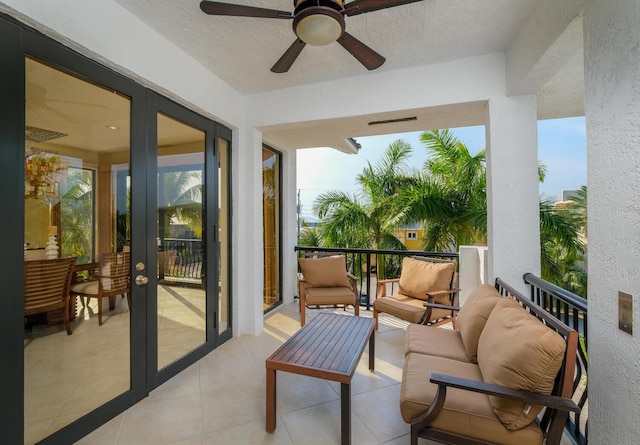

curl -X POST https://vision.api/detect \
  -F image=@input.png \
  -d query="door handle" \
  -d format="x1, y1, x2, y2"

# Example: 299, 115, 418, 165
135, 275, 149, 286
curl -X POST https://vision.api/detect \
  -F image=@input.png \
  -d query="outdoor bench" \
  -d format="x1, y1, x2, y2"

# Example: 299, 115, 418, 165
401, 278, 580, 445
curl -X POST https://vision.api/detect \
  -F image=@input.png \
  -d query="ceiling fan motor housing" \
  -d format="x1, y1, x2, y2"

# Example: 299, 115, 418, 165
293, 0, 346, 46
293, 0, 344, 8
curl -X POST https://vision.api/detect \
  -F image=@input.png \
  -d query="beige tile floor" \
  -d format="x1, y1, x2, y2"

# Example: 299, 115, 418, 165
77, 303, 420, 445
29, 299, 576, 445
24, 283, 207, 444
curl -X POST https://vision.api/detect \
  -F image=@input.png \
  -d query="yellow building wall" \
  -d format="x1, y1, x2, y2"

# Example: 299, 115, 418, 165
394, 228, 425, 250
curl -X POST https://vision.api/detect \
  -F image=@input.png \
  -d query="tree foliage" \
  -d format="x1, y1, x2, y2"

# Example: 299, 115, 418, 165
313, 139, 411, 252
303, 131, 587, 297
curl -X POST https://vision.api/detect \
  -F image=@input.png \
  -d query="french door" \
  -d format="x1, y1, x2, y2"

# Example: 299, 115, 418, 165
1, 15, 232, 444
148, 95, 232, 390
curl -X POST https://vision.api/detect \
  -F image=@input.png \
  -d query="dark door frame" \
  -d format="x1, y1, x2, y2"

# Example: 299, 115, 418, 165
148, 94, 234, 390
0, 12, 233, 444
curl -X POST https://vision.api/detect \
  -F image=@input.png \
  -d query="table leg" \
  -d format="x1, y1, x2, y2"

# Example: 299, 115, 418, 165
341, 382, 351, 445
266, 368, 276, 433
369, 330, 375, 371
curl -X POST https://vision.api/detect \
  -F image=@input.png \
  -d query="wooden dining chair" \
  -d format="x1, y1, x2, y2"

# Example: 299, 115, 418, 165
24, 257, 77, 335
70, 251, 130, 326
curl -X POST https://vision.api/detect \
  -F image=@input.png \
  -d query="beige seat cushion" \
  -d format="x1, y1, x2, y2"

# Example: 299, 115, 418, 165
70, 280, 99, 295
305, 286, 356, 306
404, 324, 470, 362
375, 295, 451, 325
299, 255, 351, 288
477, 298, 567, 430
398, 257, 455, 301
456, 284, 503, 363
400, 353, 543, 445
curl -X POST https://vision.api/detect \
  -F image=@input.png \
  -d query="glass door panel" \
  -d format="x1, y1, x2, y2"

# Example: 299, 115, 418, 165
262, 147, 281, 312
24, 57, 131, 444
157, 113, 206, 369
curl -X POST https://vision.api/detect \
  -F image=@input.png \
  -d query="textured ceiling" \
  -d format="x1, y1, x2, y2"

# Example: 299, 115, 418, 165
38, 0, 581, 154
115, 0, 541, 95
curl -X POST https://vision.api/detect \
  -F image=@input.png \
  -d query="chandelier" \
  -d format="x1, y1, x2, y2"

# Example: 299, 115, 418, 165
24, 147, 67, 199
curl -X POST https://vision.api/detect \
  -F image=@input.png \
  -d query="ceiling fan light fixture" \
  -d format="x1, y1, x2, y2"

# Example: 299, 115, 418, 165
294, 7, 344, 46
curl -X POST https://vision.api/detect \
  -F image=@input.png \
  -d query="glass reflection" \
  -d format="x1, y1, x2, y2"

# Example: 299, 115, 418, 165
262, 147, 281, 311
156, 114, 206, 369
24, 57, 131, 444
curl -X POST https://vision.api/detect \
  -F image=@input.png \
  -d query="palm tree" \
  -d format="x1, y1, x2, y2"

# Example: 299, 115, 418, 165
297, 227, 323, 247
397, 129, 587, 295
60, 168, 94, 263
393, 129, 487, 252
539, 187, 587, 297
313, 139, 411, 276
158, 169, 203, 238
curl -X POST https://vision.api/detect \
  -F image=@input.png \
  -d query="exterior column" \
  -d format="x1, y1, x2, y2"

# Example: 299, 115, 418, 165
584, 0, 640, 442
485, 94, 540, 293
234, 128, 265, 335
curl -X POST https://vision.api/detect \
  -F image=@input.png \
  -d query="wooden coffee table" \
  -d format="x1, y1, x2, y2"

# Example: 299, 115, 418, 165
265, 312, 375, 445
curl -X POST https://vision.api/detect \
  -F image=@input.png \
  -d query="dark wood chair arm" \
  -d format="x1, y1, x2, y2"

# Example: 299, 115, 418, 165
429, 373, 580, 413
425, 288, 459, 298
423, 302, 461, 312
346, 273, 358, 294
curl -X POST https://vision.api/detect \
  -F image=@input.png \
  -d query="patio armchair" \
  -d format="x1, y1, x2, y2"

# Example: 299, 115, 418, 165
297, 255, 359, 326
70, 251, 130, 326
24, 256, 77, 335
373, 256, 457, 330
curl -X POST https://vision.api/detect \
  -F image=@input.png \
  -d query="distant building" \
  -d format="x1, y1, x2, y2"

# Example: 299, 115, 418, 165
395, 225, 425, 250
561, 190, 580, 202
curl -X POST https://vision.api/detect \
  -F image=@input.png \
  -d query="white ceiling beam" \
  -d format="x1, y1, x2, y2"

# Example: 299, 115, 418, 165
506, 0, 585, 97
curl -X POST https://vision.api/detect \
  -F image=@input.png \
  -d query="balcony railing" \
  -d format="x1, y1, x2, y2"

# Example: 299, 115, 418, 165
295, 246, 458, 309
295, 246, 588, 444
158, 238, 203, 281
524, 273, 588, 445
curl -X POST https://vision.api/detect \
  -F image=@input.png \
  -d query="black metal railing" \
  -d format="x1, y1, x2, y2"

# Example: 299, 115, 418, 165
295, 246, 458, 309
159, 238, 203, 281
523, 273, 588, 445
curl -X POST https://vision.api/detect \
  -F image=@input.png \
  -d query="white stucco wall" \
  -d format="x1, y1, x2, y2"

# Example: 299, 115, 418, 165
247, 52, 542, 320
584, 0, 640, 442
458, 246, 489, 304
245, 53, 506, 128
506, 0, 585, 96
0, 0, 242, 127
485, 95, 541, 293
1, 0, 545, 338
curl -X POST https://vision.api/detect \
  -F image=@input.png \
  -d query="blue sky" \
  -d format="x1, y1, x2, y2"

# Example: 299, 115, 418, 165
296, 117, 586, 221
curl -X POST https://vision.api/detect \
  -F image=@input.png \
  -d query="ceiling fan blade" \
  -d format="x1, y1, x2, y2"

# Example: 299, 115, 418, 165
200, 1, 292, 19
337, 32, 385, 70
344, 0, 424, 16
271, 39, 307, 73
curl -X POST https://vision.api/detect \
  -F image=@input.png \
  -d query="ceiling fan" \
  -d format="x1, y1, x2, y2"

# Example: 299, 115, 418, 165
200, 0, 424, 73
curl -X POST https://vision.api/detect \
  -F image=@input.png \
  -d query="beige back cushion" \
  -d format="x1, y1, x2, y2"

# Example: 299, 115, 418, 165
457, 284, 503, 363
477, 298, 567, 430
398, 257, 455, 301
298, 255, 351, 288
